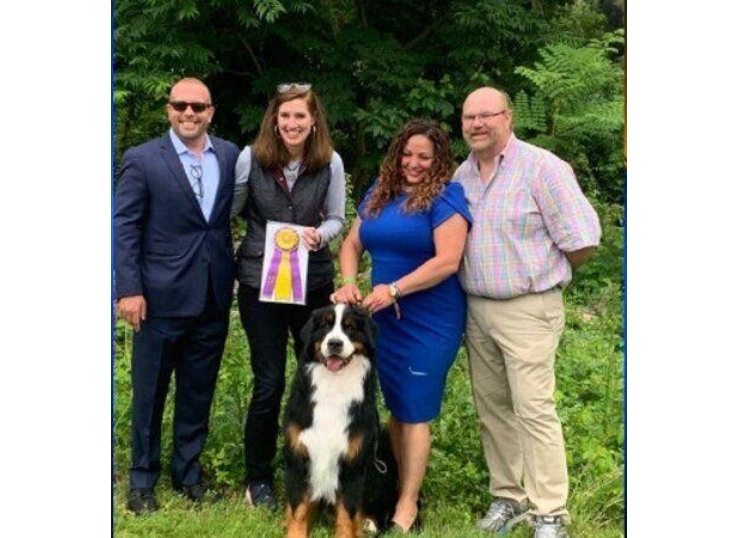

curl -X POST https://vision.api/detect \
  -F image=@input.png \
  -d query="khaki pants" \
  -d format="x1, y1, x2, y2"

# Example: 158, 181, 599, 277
466, 289, 569, 521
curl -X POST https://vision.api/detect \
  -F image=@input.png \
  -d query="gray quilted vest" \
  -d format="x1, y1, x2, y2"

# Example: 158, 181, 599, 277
235, 158, 334, 291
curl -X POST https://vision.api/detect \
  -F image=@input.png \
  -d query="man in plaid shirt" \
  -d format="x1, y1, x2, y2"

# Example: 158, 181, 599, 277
453, 87, 601, 538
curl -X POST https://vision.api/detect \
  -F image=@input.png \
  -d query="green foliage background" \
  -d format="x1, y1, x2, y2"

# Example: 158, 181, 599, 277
113, 0, 624, 535
114, 0, 624, 203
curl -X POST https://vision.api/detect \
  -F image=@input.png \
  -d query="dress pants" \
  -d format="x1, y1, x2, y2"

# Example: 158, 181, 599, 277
465, 288, 570, 521
237, 282, 333, 483
129, 282, 229, 490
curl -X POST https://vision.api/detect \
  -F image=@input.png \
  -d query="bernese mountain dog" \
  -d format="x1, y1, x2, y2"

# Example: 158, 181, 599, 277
283, 303, 395, 537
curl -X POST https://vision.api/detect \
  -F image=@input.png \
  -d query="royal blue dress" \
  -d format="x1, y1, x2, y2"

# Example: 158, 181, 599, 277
358, 182, 472, 423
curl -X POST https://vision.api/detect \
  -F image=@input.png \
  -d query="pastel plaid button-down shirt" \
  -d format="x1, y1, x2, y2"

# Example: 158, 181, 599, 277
453, 134, 601, 299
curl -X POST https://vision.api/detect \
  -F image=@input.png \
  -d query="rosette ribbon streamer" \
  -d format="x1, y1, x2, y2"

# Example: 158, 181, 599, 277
262, 227, 304, 302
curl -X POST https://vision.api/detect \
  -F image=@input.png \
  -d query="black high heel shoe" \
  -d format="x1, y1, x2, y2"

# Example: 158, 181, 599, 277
383, 522, 418, 535
412, 497, 423, 532
384, 499, 423, 535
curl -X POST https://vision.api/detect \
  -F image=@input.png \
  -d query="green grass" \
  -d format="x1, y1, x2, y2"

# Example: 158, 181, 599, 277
113, 279, 623, 537
113, 491, 624, 538
115, 200, 624, 537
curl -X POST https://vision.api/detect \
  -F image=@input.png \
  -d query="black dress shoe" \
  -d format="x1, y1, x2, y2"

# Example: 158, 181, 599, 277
127, 488, 158, 514
175, 482, 208, 502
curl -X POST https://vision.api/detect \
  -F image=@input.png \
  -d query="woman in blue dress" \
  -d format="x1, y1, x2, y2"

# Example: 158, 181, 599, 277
333, 119, 472, 534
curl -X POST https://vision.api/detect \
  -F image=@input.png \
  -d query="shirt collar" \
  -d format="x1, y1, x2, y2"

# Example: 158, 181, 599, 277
168, 128, 214, 156
465, 133, 517, 172
500, 132, 515, 160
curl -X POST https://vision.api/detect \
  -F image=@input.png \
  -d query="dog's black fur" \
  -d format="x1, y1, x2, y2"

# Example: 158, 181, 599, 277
362, 426, 399, 534
284, 304, 396, 537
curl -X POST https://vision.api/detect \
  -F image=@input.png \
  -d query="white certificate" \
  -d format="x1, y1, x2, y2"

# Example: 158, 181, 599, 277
259, 221, 309, 305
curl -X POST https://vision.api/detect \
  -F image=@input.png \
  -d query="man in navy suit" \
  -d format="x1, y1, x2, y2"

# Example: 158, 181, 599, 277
115, 77, 239, 514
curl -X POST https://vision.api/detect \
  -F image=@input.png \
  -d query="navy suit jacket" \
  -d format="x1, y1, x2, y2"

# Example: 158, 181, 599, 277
115, 133, 240, 317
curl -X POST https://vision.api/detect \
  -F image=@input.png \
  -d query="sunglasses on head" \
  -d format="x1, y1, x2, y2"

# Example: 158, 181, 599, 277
277, 82, 312, 94
169, 101, 211, 113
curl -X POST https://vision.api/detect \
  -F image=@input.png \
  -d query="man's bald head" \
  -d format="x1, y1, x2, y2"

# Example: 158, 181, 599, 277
169, 78, 212, 103
463, 87, 510, 112
461, 86, 513, 159
166, 78, 215, 151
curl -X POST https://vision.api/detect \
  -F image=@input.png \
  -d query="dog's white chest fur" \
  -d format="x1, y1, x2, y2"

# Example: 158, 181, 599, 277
299, 357, 370, 503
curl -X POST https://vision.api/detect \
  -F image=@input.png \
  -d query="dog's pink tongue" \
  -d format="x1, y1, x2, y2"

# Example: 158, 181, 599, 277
325, 357, 344, 371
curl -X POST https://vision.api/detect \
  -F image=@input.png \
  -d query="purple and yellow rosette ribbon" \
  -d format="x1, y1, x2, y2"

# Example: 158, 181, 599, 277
262, 227, 304, 302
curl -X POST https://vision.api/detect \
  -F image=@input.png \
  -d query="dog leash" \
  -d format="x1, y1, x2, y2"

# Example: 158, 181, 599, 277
372, 456, 388, 474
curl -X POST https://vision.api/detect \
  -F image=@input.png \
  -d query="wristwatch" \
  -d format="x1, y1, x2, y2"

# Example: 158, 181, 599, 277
389, 281, 401, 301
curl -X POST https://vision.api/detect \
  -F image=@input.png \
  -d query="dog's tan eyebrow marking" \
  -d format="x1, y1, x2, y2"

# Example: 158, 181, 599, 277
342, 313, 358, 328
285, 424, 309, 457
343, 432, 364, 462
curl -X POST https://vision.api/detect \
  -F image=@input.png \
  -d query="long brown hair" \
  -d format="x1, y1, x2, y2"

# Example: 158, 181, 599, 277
252, 87, 334, 174
364, 119, 454, 216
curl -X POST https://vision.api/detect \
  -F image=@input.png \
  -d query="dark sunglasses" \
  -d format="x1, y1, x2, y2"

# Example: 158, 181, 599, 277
169, 101, 212, 113
277, 82, 312, 94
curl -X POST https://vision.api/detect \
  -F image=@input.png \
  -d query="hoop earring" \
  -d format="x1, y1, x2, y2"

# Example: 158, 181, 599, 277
311, 125, 316, 135
274, 125, 280, 137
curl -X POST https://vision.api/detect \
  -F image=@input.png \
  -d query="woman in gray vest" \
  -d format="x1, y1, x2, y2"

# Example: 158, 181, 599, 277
231, 83, 346, 509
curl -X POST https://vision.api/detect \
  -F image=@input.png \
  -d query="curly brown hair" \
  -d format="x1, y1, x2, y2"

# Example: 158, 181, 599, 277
252, 86, 334, 174
364, 119, 455, 217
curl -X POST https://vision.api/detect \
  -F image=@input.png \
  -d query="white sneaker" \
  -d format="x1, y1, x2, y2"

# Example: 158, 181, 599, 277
476, 498, 529, 532
534, 515, 569, 538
